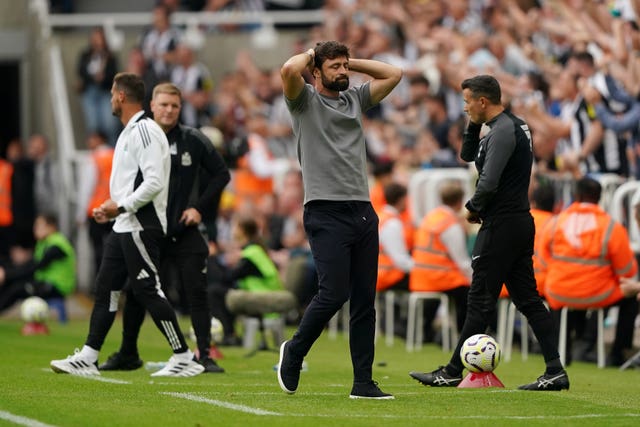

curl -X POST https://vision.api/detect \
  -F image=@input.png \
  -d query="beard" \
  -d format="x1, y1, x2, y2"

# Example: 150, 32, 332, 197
112, 104, 122, 118
322, 74, 349, 92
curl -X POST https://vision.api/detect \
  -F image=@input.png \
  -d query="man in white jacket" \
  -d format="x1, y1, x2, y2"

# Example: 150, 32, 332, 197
51, 72, 203, 377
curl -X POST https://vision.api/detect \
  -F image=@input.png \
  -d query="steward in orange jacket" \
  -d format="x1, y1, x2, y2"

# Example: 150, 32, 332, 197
409, 181, 470, 331
541, 181, 637, 310
376, 183, 413, 291
86, 144, 114, 218
410, 205, 470, 292
0, 158, 13, 227
233, 115, 276, 210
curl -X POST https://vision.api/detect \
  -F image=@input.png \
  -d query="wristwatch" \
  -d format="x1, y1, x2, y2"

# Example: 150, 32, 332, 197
117, 206, 126, 215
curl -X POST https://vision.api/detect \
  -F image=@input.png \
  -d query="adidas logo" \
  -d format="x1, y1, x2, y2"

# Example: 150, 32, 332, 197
136, 269, 150, 280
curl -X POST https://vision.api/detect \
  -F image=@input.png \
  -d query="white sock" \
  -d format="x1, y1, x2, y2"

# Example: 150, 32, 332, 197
79, 345, 99, 363
174, 350, 193, 362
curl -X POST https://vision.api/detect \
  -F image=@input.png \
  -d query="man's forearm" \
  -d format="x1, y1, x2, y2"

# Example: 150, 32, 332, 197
282, 49, 314, 77
348, 58, 398, 79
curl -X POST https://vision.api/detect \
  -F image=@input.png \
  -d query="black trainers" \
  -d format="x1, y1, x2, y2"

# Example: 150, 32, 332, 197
98, 352, 143, 371
409, 366, 462, 387
277, 340, 302, 394
349, 381, 394, 400
198, 356, 225, 373
518, 370, 570, 391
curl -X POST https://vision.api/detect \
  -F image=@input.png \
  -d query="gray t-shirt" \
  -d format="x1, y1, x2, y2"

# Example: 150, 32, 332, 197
285, 82, 373, 204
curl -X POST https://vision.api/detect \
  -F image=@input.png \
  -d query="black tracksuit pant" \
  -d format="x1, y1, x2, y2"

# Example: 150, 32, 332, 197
289, 200, 378, 384
86, 229, 188, 353
119, 226, 211, 357
448, 214, 560, 373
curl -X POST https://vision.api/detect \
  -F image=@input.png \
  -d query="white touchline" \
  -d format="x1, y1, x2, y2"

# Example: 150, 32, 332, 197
162, 392, 282, 416
0, 410, 58, 427
42, 369, 131, 384
81, 376, 131, 384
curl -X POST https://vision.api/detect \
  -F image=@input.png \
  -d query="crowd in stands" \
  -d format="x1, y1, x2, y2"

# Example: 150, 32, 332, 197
3, 0, 640, 364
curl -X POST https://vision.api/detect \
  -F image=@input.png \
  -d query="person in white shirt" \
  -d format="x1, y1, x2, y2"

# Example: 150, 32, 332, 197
51, 72, 203, 377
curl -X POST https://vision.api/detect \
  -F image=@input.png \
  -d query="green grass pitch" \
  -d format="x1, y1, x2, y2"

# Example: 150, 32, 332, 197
1, 316, 640, 427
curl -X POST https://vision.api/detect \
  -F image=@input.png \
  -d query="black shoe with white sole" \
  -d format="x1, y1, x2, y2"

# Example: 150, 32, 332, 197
518, 370, 570, 391
349, 381, 394, 400
277, 340, 302, 394
409, 366, 462, 387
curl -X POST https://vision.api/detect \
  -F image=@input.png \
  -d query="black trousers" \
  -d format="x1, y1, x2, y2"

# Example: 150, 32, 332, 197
87, 218, 113, 289
289, 200, 378, 384
120, 226, 211, 357
86, 229, 188, 353
449, 214, 560, 372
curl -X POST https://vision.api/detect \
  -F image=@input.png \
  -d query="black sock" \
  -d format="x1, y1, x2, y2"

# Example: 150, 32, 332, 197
444, 363, 463, 377
545, 358, 564, 375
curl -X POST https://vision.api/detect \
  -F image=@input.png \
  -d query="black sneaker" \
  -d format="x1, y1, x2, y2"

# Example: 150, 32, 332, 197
98, 352, 143, 371
409, 366, 462, 387
198, 356, 225, 373
518, 370, 570, 391
349, 381, 394, 400
277, 340, 302, 394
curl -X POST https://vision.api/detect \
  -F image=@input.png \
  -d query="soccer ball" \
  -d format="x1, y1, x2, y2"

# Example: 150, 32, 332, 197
189, 316, 224, 344
460, 334, 501, 373
209, 316, 224, 343
20, 296, 49, 323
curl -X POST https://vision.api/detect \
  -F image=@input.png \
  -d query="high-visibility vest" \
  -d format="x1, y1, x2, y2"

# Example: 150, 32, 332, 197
531, 208, 554, 297
0, 160, 13, 226
87, 146, 114, 217
410, 206, 470, 292
370, 183, 414, 251
233, 135, 273, 208
238, 243, 283, 292
376, 209, 407, 291
34, 231, 76, 296
541, 202, 637, 309
370, 181, 385, 214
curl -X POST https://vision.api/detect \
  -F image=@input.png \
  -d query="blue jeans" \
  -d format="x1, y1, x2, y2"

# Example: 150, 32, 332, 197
81, 84, 119, 145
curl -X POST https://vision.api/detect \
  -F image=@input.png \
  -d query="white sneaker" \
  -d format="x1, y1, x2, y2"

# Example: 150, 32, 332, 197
51, 349, 100, 376
150, 352, 205, 377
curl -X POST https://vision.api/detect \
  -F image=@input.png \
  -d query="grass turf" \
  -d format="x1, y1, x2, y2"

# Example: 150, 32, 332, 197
1, 317, 640, 427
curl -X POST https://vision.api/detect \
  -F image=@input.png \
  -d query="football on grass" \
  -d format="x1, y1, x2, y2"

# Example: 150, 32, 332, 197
460, 333, 501, 373
20, 296, 49, 323
189, 316, 224, 344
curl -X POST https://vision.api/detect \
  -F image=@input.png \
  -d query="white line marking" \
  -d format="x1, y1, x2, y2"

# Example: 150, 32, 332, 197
0, 410, 58, 427
42, 369, 131, 384
79, 376, 131, 384
163, 391, 640, 420
162, 392, 282, 416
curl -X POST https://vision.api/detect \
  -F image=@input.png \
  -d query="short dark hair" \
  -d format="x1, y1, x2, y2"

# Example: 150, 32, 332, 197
574, 177, 601, 204
461, 75, 502, 105
37, 212, 59, 229
532, 185, 556, 212
236, 216, 259, 241
571, 51, 595, 67
372, 159, 394, 178
384, 182, 407, 206
313, 41, 350, 69
114, 72, 145, 104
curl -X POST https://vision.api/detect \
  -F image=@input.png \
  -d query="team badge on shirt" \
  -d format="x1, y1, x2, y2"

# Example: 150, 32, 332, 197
181, 152, 192, 166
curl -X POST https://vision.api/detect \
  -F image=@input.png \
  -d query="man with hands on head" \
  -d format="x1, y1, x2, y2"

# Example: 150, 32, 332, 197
276, 41, 402, 399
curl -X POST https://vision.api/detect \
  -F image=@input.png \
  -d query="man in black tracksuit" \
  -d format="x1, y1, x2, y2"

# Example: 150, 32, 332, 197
100, 82, 230, 373
409, 75, 570, 391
